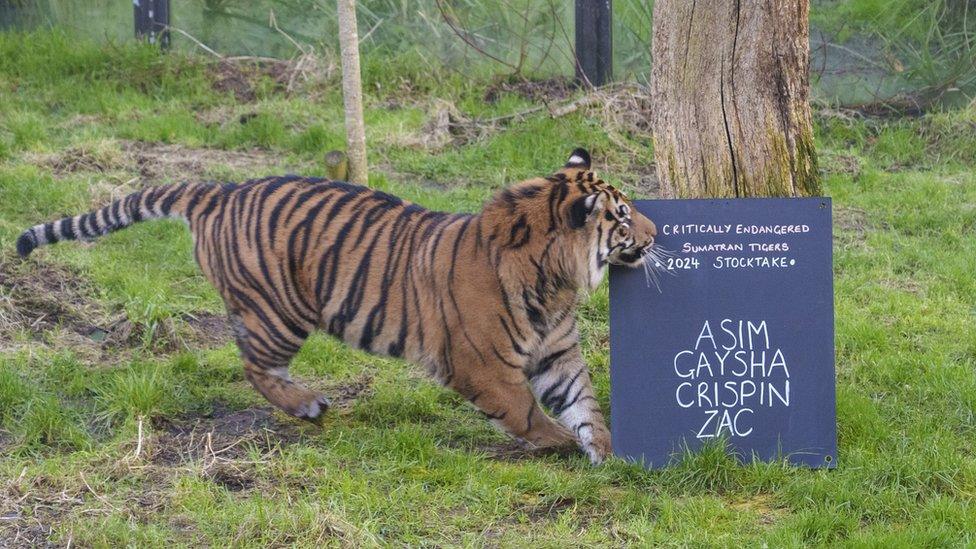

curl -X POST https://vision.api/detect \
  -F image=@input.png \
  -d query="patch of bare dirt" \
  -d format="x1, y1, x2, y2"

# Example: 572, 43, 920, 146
141, 381, 374, 467
207, 467, 255, 492
146, 404, 297, 494
481, 492, 601, 535
0, 258, 233, 357
0, 473, 82, 549
326, 374, 374, 411
439, 436, 579, 464
833, 206, 891, 254
32, 138, 309, 187
209, 54, 336, 102
523, 495, 577, 522
821, 151, 862, 178
385, 100, 486, 152
35, 142, 126, 176
59, 113, 102, 128
394, 83, 653, 159
0, 517, 61, 548
483, 77, 576, 104
0, 259, 127, 350
535, 83, 654, 139
834, 206, 871, 238
192, 105, 237, 126
119, 140, 281, 184
179, 311, 233, 349
141, 377, 373, 491
149, 403, 302, 467
211, 59, 286, 102
379, 164, 459, 191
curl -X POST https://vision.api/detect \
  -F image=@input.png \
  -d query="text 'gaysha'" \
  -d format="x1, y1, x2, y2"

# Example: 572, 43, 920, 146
671, 320, 791, 439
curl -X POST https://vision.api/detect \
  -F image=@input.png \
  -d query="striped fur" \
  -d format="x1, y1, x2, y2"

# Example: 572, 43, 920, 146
16, 149, 657, 464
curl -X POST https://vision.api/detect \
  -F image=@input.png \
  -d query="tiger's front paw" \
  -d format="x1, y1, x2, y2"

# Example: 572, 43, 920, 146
578, 423, 612, 465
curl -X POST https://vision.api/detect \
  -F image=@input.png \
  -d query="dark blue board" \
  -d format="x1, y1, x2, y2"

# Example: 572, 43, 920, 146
609, 198, 835, 469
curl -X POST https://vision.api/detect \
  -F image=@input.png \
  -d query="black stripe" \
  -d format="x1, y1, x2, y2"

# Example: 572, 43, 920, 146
389, 208, 425, 357
58, 217, 74, 240
108, 199, 121, 226
196, 187, 225, 219
80, 213, 97, 238
127, 193, 143, 222
183, 183, 210, 219
283, 185, 331, 228
530, 346, 573, 378
507, 214, 530, 248
220, 193, 310, 346
160, 183, 187, 215
443, 217, 489, 367
333, 215, 391, 341
312, 191, 372, 301
547, 181, 568, 233
267, 188, 298, 246
540, 367, 585, 414
142, 187, 161, 217
362, 206, 416, 352
43, 222, 56, 244
575, 422, 593, 435
448, 216, 474, 272
295, 192, 342, 262
555, 385, 587, 415
522, 288, 546, 334
499, 315, 529, 356
491, 345, 522, 369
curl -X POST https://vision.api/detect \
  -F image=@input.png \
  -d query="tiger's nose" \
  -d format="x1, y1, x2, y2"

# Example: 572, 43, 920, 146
644, 220, 657, 247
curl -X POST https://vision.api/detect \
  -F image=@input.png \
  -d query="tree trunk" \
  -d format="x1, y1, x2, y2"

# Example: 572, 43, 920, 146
337, 0, 368, 185
650, 0, 820, 198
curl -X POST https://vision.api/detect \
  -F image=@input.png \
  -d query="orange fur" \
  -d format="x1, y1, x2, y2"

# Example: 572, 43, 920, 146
16, 150, 657, 464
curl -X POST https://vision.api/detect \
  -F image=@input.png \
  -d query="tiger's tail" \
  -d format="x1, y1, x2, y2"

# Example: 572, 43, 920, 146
16, 182, 203, 258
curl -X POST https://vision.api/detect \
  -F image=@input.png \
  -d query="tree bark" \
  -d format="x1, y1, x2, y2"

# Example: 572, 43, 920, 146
337, 0, 368, 185
650, 0, 820, 198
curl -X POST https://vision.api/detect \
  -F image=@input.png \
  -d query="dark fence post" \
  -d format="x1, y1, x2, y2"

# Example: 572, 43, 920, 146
575, 0, 612, 86
134, 0, 171, 49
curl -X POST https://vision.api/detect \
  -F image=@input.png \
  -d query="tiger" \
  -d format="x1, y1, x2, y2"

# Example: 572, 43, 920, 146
15, 148, 657, 464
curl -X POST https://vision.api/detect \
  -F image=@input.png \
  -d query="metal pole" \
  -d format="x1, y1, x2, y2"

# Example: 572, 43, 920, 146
134, 0, 171, 49
575, 0, 612, 86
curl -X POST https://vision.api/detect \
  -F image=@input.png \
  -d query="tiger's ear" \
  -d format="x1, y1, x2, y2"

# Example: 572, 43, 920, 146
569, 193, 605, 229
565, 148, 591, 169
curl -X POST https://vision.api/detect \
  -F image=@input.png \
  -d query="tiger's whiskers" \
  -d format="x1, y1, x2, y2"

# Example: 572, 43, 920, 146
640, 245, 677, 293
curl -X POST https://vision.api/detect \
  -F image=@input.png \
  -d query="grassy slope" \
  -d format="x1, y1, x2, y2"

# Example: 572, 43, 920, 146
1, 33, 975, 547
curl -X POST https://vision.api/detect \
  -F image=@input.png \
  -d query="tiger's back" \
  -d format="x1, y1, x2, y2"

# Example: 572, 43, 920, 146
192, 176, 481, 364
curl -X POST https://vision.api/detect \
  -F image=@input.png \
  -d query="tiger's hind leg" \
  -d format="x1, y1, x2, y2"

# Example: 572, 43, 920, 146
229, 308, 330, 422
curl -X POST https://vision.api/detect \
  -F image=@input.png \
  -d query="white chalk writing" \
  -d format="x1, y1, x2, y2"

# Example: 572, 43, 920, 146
671, 320, 791, 439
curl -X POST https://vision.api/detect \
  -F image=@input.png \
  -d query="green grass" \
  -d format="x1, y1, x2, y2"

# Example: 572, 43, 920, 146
1, 31, 975, 546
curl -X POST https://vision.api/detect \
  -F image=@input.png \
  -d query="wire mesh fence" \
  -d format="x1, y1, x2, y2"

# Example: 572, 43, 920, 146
1, 0, 972, 110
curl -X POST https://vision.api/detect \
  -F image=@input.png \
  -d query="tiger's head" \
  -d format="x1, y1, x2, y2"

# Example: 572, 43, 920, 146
556, 148, 657, 288
483, 148, 658, 292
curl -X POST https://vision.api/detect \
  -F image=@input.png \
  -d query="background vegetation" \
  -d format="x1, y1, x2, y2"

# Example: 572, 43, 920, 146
2, 0, 974, 107
0, 1, 974, 545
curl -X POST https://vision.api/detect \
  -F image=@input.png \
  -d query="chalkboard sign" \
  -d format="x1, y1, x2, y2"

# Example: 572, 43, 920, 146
609, 198, 835, 469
